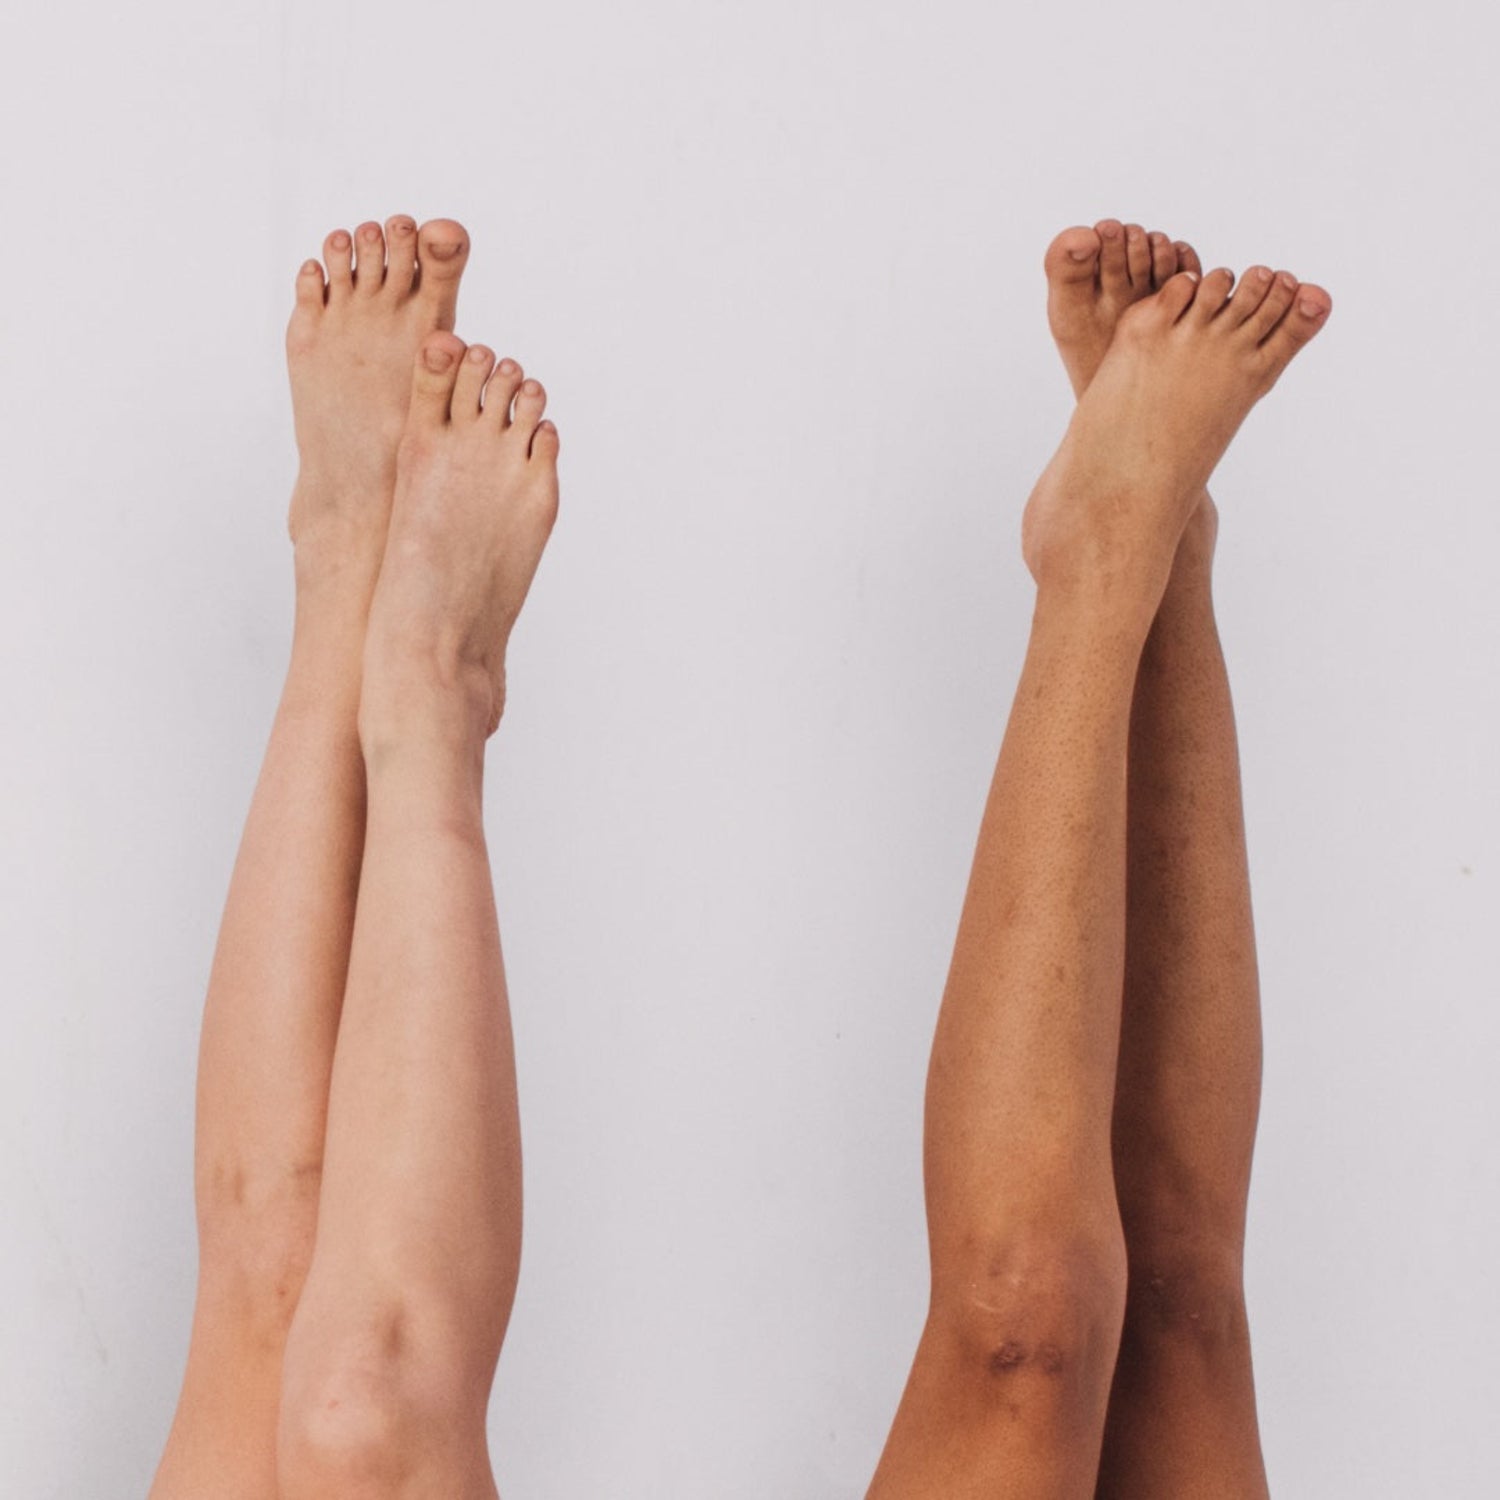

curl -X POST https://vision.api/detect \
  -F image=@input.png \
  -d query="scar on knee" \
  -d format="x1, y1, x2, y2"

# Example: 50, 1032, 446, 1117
986, 1339, 1066, 1376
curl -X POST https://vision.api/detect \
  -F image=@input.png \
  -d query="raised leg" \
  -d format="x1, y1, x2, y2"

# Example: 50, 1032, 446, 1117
275, 334, 560, 1498
867, 251, 1329, 1499
149, 216, 469, 1500
1043, 223, 1289, 1495
1094, 499, 1271, 1498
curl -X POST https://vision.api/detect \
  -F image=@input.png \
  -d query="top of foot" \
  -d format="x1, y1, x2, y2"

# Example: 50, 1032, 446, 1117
361, 332, 562, 745
285, 215, 471, 545
1022, 262, 1332, 604
1045, 220, 1205, 397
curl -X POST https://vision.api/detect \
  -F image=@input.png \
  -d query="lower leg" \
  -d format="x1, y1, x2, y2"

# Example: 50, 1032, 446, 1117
1094, 500, 1269, 1498
277, 334, 559, 1498
150, 215, 471, 1500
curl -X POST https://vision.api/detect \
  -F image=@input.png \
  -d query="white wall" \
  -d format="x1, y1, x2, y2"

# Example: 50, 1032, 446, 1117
3, 1, 1495, 1495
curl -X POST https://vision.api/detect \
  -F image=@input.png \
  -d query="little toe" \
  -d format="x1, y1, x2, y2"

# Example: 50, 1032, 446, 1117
1258, 283, 1332, 369
408, 331, 468, 427
1148, 231, 1178, 289
383, 215, 419, 295
415, 218, 471, 331
286, 260, 327, 350
1228, 266, 1283, 333
1095, 219, 1130, 297
509, 378, 548, 443
482, 358, 525, 428
323, 229, 354, 298
1043, 226, 1102, 285
1175, 241, 1204, 278
530, 418, 561, 464
1188, 266, 1236, 321
452, 343, 496, 421
1124, 223, 1152, 289
352, 221, 386, 298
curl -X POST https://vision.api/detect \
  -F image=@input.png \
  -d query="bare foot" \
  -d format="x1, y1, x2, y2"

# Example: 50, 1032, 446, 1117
284, 216, 471, 590
1045, 219, 1205, 398
361, 333, 561, 750
1022, 264, 1331, 621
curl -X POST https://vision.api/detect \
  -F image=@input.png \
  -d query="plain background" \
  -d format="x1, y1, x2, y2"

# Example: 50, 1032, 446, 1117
2, 0, 1496, 1494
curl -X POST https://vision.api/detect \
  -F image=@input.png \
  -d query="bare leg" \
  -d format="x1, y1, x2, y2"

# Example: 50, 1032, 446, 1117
149, 217, 469, 1500
867, 257, 1329, 1499
276, 334, 560, 1498
1044, 222, 1279, 1494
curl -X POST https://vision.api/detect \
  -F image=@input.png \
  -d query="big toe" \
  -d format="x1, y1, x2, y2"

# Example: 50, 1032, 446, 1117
415, 218, 470, 330
1044, 226, 1102, 286
408, 331, 468, 427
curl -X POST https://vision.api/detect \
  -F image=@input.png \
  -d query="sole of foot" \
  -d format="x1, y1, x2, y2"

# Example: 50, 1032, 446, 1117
1022, 262, 1331, 618
284, 215, 471, 570
361, 332, 562, 750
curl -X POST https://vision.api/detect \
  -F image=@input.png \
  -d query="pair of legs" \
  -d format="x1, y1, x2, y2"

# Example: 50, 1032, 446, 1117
149, 215, 559, 1499
148, 210, 1329, 1495
868, 223, 1329, 1496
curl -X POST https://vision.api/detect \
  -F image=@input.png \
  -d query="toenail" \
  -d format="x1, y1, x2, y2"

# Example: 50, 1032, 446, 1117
1299, 297, 1326, 317
522, 380, 540, 395
1278, 272, 1297, 288
1101, 222, 1122, 238
469, 346, 489, 363
391, 218, 415, 235
332, 231, 350, 249
300, 259, 321, 276
1127, 226, 1143, 241
498, 359, 518, 374
426, 239, 465, 260
423, 345, 455, 371
361, 225, 381, 241
1252, 267, 1272, 283
1067, 246, 1093, 262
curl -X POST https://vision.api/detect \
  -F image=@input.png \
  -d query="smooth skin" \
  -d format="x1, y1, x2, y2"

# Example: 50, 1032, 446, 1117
866, 221, 1329, 1498
148, 217, 559, 1500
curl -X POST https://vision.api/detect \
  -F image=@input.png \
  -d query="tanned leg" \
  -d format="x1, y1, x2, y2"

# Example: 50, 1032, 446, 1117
148, 216, 470, 1500
866, 255, 1329, 1500
1045, 223, 1304, 1497
276, 334, 560, 1498
1045, 223, 1311, 1495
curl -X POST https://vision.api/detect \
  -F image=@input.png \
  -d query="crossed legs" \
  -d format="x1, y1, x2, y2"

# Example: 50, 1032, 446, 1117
149, 217, 559, 1499
867, 223, 1329, 1498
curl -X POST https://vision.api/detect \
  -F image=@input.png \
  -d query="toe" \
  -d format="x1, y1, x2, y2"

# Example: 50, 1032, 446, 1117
286, 260, 326, 350
452, 343, 496, 421
323, 229, 354, 299
383, 215, 419, 296
1226, 266, 1281, 332
1043, 226, 1102, 285
1156, 268, 1201, 323
1095, 219, 1129, 297
1188, 266, 1236, 321
530, 418, 561, 465
1238, 268, 1297, 340
1258, 283, 1332, 371
407, 331, 467, 427
1175, 241, 1203, 278
509, 378, 548, 444
1147, 231, 1178, 289
415, 218, 471, 331
1124, 223, 1152, 289
352, 221, 386, 298
482, 358, 525, 428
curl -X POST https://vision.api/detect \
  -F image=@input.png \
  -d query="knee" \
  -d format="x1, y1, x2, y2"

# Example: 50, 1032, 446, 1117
193, 1157, 322, 1349
927, 1231, 1129, 1391
1120, 1241, 1250, 1354
276, 1295, 484, 1499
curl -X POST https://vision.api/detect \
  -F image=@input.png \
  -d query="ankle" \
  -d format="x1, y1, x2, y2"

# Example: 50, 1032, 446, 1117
358, 642, 497, 768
